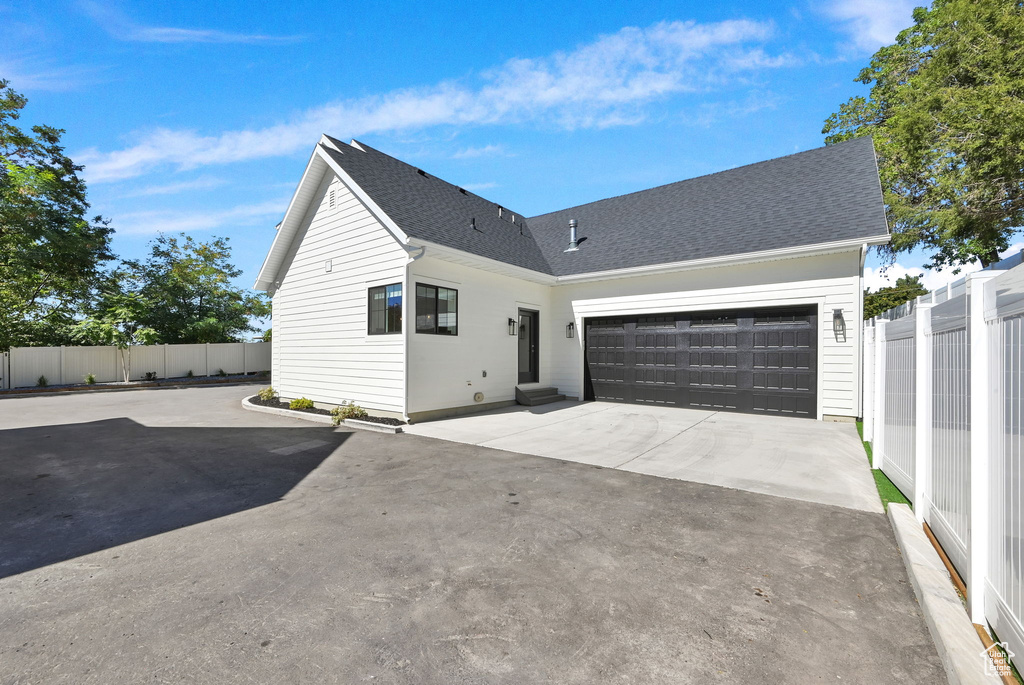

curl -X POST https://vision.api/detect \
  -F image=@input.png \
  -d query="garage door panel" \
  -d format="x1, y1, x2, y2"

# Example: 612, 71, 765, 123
585, 306, 817, 418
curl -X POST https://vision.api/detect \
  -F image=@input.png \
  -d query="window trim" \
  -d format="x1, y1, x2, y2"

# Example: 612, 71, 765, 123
415, 282, 459, 336
367, 282, 403, 335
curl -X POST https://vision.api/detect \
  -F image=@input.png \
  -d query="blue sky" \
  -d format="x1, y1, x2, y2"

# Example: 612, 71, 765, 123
7, 0, 1016, 303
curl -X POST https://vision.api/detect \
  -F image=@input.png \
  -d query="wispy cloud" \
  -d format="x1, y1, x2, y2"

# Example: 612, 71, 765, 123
0, 58, 103, 92
452, 144, 508, 159
461, 182, 498, 191
822, 0, 918, 52
80, 1, 302, 45
78, 19, 792, 182
865, 243, 1024, 292
114, 198, 287, 235
122, 176, 226, 197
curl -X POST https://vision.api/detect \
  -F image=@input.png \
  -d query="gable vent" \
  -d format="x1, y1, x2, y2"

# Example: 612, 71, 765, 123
328, 189, 336, 209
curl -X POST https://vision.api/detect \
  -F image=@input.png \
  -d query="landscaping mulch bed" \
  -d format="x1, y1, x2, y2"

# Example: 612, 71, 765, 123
248, 396, 405, 425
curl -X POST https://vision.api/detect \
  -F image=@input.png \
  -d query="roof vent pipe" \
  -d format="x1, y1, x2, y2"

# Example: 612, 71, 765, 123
565, 219, 579, 252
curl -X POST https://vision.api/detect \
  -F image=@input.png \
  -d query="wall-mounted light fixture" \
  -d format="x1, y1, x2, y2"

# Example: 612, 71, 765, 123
833, 308, 846, 343
566, 321, 575, 339
508, 317, 518, 336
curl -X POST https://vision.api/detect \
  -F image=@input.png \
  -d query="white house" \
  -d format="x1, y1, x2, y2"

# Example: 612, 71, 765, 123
255, 135, 889, 423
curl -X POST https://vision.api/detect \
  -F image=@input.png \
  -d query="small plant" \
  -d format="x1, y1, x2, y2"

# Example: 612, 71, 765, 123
216, 368, 227, 377
331, 401, 368, 426
257, 386, 277, 401
144, 371, 157, 381
186, 369, 194, 378
36, 375, 48, 387
289, 397, 315, 410
85, 373, 96, 385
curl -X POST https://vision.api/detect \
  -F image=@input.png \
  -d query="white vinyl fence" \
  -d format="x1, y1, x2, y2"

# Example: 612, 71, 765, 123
0, 342, 271, 389
863, 251, 1024, 662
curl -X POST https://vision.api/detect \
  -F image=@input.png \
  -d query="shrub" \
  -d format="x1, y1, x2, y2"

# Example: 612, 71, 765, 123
257, 386, 277, 401
331, 402, 368, 426
85, 373, 96, 385
186, 369, 194, 378
289, 397, 315, 410
144, 371, 157, 381
216, 368, 227, 377
36, 375, 48, 387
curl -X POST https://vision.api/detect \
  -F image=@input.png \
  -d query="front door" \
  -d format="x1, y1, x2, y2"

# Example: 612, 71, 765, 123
518, 309, 539, 384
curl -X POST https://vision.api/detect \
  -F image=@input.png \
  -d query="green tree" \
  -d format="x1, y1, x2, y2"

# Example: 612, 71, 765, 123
121, 233, 270, 343
74, 287, 160, 382
823, 0, 1024, 270
864, 274, 930, 319
0, 78, 114, 350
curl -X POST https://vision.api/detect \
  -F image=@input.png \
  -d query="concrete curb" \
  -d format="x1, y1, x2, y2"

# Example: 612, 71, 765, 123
0, 378, 264, 399
240, 396, 333, 425
888, 503, 1001, 684
344, 418, 403, 434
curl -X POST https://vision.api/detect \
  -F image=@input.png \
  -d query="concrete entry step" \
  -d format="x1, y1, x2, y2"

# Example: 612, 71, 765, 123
515, 385, 565, 406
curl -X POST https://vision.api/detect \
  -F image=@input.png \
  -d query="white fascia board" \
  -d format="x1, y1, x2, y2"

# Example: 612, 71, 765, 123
553, 234, 891, 284
253, 145, 328, 291
316, 144, 410, 246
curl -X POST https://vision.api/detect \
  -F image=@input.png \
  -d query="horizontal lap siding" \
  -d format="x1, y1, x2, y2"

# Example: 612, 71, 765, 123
548, 251, 863, 418
272, 174, 407, 413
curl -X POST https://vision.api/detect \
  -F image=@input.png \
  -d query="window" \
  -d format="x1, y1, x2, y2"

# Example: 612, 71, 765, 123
368, 283, 402, 335
416, 283, 458, 335
691, 314, 737, 327
755, 309, 811, 325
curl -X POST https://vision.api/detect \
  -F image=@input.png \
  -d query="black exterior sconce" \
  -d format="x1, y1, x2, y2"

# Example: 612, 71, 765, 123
566, 321, 575, 338
833, 308, 846, 343
508, 317, 518, 336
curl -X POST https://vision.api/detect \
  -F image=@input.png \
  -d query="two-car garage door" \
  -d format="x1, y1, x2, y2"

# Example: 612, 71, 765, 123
584, 305, 818, 418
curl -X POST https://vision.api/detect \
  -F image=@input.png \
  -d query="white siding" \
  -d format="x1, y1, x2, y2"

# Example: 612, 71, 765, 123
407, 257, 553, 414
271, 173, 408, 413
547, 251, 864, 419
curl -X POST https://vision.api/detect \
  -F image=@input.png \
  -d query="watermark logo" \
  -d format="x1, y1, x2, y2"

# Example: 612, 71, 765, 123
981, 641, 1015, 678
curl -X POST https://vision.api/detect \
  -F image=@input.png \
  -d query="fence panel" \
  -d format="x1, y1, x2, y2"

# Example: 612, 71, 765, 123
129, 346, 167, 380
165, 344, 209, 379
882, 314, 917, 500
208, 343, 246, 375
926, 292, 971, 581
10, 347, 62, 388
986, 259, 1024, 663
63, 345, 120, 383
245, 342, 271, 374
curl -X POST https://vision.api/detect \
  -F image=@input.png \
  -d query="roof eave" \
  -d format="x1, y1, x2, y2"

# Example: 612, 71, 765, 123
553, 234, 891, 284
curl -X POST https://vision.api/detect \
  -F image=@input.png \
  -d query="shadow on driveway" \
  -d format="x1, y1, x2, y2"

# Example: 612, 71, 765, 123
0, 417, 347, 579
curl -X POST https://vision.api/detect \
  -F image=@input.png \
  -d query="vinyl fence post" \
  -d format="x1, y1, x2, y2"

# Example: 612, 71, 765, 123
968, 271, 998, 622
863, 322, 875, 442
914, 303, 934, 523
205, 343, 211, 377
873, 319, 888, 470
59, 345, 66, 386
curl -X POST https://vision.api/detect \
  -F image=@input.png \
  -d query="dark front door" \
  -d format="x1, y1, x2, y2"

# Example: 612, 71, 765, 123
518, 309, 539, 384
584, 306, 818, 418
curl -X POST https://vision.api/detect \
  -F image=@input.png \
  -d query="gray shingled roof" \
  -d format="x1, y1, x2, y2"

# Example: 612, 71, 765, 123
323, 135, 887, 277
321, 138, 552, 273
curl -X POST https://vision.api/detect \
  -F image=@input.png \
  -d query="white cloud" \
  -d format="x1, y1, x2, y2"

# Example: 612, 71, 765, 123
460, 182, 498, 191
114, 198, 287, 236
0, 58, 102, 92
865, 243, 1024, 292
822, 0, 918, 52
79, 19, 790, 182
452, 144, 507, 159
79, 1, 302, 44
123, 176, 226, 197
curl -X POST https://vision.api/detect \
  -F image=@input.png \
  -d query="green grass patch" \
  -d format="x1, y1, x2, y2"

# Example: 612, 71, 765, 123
856, 421, 911, 510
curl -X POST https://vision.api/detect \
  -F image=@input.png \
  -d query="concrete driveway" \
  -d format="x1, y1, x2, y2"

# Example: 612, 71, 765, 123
406, 401, 883, 513
0, 386, 942, 683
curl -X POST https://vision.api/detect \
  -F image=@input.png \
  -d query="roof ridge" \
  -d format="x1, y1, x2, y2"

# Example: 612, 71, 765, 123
528, 136, 874, 220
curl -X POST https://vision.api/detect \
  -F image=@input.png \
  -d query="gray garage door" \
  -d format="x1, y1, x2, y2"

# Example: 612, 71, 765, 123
584, 306, 818, 418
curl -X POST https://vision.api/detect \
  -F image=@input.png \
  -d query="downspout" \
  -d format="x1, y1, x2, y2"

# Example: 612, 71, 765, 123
402, 245, 426, 423
857, 243, 868, 419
